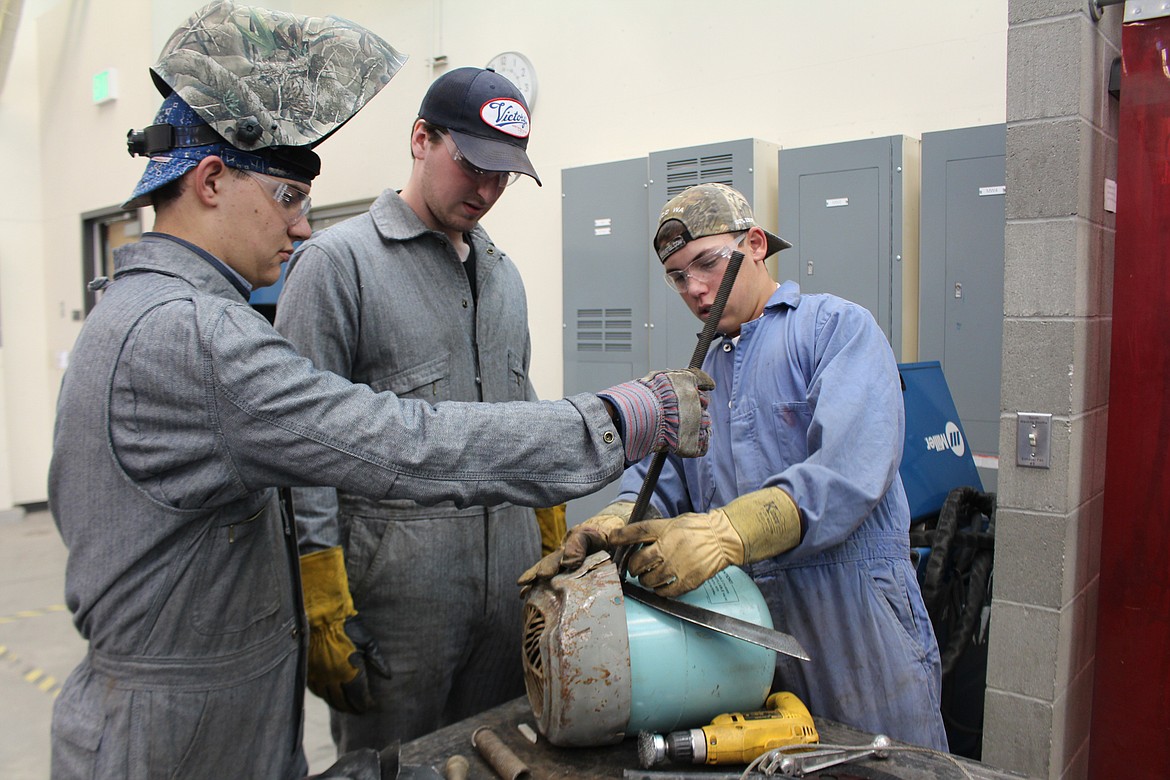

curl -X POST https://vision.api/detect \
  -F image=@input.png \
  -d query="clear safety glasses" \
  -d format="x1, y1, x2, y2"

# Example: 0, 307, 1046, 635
441, 133, 520, 189
663, 232, 748, 293
244, 170, 312, 226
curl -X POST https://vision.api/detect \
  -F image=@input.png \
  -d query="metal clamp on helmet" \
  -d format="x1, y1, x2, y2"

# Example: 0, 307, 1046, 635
126, 122, 224, 158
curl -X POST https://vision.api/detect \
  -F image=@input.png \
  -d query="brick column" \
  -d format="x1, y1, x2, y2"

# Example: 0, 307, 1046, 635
985, 2, 1119, 777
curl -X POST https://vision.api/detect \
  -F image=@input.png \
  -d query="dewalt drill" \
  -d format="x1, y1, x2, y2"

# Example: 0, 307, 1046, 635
637, 691, 819, 767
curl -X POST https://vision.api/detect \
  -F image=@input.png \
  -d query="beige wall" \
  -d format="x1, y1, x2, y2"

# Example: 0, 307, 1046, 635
0, 0, 1008, 508
0, 0, 51, 507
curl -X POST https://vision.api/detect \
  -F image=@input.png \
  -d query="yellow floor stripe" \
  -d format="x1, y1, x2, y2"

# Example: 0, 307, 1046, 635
0, 641, 64, 698
0, 604, 68, 623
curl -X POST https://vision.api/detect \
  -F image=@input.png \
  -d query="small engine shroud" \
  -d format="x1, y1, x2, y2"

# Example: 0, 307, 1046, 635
522, 552, 632, 747
521, 552, 776, 747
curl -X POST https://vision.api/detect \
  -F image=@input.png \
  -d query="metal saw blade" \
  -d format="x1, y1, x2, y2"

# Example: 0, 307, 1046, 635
621, 581, 811, 661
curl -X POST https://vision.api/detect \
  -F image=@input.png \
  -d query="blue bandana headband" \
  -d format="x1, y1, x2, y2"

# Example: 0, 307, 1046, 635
123, 94, 321, 210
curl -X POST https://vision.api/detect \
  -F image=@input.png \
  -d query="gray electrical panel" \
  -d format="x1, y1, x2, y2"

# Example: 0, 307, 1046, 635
777, 136, 921, 360
562, 158, 651, 395
562, 158, 650, 524
561, 139, 779, 525
919, 124, 1005, 491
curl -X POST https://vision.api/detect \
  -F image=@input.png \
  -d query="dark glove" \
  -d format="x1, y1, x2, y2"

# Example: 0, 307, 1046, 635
303, 747, 380, 780
300, 546, 390, 714
597, 368, 714, 462
302, 742, 402, 780
607, 487, 802, 597
517, 500, 663, 591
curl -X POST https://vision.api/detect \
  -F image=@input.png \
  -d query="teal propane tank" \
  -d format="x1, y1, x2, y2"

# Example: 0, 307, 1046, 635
521, 551, 775, 746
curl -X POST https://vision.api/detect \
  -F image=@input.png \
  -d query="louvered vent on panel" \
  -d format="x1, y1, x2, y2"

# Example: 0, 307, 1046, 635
576, 308, 633, 353
665, 157, 700, 197
698, 153, 734, 185
665, 153, 738, 199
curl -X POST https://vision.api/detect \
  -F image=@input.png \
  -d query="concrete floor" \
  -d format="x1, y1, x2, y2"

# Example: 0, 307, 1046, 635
0, 508, 337, 778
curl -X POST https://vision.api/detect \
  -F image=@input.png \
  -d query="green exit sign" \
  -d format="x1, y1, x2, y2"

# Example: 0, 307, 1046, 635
92, 69, 117, 104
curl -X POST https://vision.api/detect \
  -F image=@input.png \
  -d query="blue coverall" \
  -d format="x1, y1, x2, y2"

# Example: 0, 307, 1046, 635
620, 281, 948, 750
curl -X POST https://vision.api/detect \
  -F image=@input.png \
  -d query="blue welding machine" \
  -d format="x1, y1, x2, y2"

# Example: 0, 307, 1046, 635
899, 361, 993, 761
898, 361, 983, 523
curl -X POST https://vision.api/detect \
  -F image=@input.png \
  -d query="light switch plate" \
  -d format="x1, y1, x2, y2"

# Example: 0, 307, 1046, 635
1016, 412, 1052, 468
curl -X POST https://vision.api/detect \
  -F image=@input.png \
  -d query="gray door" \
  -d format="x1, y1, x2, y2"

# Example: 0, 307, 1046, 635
789, 166, 882, 314
562, 158, 650, 524
777, 137, 908, 358
919, 124, 1005, 490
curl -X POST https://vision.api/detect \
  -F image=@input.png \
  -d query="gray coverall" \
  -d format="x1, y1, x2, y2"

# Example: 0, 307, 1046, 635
48, 235, 623, 779
276, 189, 543, 750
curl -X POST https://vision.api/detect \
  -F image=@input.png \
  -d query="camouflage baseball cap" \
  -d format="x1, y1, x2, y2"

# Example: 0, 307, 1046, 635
654, 183, 792, 263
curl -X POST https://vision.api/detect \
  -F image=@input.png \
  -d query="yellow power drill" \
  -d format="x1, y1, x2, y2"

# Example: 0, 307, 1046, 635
637, 691, 820, 767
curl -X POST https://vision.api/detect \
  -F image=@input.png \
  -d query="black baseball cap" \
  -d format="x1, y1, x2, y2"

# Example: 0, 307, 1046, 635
419, 66, 541, 186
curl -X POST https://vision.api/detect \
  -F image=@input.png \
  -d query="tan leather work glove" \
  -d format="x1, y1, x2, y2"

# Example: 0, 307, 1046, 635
607, 487, 803, 597
300, 546, 390, 714
534, 504, 568, 556
517, 500, 659, 589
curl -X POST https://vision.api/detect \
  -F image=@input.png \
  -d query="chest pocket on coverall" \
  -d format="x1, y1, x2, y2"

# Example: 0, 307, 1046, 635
768, 401, 812, 467
372, 353, 451, 403
507, 350, 528, 401
728, 400, 812, 494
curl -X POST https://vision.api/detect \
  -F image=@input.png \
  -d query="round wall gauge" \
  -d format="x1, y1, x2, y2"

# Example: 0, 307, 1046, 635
486, 51, 537, 110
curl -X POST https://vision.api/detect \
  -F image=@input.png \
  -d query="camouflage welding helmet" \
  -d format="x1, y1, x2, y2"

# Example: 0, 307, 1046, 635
124, 1, 406, 208
150, 0, 406, 150
654, 183, 792, 263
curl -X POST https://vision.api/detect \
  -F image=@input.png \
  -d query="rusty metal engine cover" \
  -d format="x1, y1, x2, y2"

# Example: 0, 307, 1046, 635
521, 551, 632, 747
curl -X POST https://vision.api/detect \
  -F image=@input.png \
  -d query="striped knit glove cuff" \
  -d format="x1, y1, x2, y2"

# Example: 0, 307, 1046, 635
598, 368, 714, 463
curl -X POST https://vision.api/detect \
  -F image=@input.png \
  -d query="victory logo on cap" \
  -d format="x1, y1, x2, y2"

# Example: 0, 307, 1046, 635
418, 67, 542, 186
482, 99, 529, 138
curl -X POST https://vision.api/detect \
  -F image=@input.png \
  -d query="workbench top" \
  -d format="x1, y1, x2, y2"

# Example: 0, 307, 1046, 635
399, 697, 1027, 780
